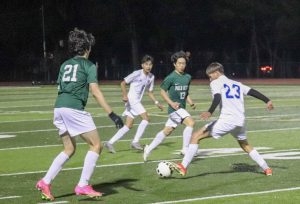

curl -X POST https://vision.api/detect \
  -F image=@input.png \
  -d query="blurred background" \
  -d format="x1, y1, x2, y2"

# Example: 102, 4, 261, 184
0, 0, 299, 82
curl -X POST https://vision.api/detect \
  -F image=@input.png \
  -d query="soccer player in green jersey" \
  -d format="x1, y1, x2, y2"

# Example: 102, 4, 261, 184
143, 51, 196, 161
36, 28, 123, 201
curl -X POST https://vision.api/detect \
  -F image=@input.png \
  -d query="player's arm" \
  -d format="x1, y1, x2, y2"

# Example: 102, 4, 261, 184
186, 95, 196, 110
147, 91, 163, 111
160, 89, 180, 110
120, 80, 128, 102
90, 83, 124, 128
200, 93, 221, 120
247, 89, 274, 110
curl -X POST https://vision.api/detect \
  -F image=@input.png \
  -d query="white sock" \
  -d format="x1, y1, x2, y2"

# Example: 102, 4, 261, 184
78, 151, 99, 187
182, 144, 198, 168
147, 131, 166, 153
43, 152, 69, 184
182, 126, 193, 153
108, 125, 130, 144
249, 149, 269, 170
132, 120, 149, 143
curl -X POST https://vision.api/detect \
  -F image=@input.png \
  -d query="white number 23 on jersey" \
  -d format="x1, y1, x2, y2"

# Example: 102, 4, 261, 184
62, 64, 78, 82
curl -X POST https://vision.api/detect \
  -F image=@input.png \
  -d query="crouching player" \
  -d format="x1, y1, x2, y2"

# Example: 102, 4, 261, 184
171, 62, 273, 176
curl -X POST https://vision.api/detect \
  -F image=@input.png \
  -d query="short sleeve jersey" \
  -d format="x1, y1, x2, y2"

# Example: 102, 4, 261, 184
124, 69, 155, 105
210, 75, 251, 126
55, 56, 98, 110
160, 71, 191, 114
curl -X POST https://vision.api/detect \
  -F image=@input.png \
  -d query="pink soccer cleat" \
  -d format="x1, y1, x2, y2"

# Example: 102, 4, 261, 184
74, 185, 103, 199
264, 168, 273, 176
36, 179, 55, 201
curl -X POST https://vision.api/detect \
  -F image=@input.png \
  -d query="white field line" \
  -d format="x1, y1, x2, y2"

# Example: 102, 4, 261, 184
1, 148, 299, 177
1, 115, 300, 135
150, 187, 300, 204
1, 103, 299, 115
1, 125, 300, 151
37, 201, 69, 204
0, 106, 300, 124
0, 195, 21, 200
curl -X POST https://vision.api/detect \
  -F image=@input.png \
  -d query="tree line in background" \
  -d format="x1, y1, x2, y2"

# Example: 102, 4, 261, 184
0, 0, 299, 82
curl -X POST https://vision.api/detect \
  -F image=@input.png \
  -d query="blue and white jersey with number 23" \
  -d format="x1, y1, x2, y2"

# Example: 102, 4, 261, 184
210, 75, 250, 126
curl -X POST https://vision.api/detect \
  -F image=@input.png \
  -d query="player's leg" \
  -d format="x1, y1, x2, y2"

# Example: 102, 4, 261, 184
75, 129, 103, 198
37, 133, 74, 201
36, 109, 77, 201
173, 126, 210, 175
181, 116, 195, 155
105, 116, 133, 153
143, 126, 174, 161
36, 133, 75, 201
131, 104, 149, 150
238, 139, 272, 176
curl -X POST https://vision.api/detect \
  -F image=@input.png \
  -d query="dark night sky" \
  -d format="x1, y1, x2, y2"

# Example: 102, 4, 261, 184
0, 0, 300, 81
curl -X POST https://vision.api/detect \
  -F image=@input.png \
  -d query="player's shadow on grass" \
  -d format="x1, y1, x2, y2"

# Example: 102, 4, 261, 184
177, 163, 262, 179
55, 178, 141, 201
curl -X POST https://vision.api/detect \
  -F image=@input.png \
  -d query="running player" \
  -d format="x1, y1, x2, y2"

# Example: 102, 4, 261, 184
105, 55, 163, 153
35, 28, 123, 201
171, 62, 273, 176
143, 51, 196, 161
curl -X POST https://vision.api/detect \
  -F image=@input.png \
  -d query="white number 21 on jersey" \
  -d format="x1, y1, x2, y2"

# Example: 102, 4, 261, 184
62, 64, 78, 82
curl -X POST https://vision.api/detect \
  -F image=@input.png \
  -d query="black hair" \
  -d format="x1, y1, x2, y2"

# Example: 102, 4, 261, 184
171, 51, 187, 64
141, 54, 154, 64
68, 28, 95, 56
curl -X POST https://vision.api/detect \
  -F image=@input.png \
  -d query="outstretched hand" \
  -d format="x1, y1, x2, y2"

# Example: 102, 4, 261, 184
156, 102, 164, 111
109, 112, 124, 129
266, 101, 274, 111
200, 111, 212, 120
190, 103, 196, 110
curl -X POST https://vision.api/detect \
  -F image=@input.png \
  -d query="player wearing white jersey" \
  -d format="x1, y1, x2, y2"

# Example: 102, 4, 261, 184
105, 55, 163, 153
171, 62, 274, 176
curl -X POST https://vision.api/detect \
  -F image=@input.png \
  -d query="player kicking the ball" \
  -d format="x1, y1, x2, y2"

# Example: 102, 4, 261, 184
171, 62, 273, 176
143, 51, 196, 161
104, 55, 163, 153
35, 28, 123, 201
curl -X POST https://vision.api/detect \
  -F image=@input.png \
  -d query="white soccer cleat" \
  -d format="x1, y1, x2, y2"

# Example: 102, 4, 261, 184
104, 142, 116, 153
143, 145, 150, 162
131, 142, 143, 150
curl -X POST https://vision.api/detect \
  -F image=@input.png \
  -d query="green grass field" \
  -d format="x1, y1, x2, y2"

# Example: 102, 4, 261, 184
0, 83, 300, 204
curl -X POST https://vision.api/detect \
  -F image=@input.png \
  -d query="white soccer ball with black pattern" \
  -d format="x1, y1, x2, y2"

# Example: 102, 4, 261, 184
156, 161, 173, 178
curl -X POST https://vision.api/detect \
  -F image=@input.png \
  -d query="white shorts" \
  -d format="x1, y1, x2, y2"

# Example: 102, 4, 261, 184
165, 108, 191, 128
205, 119, 247, 141
53, 108, 96, 137
122, 102, 146, 119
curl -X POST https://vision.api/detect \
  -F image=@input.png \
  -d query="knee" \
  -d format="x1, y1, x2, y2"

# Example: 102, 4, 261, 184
141, 115, 149, 122
91, 143, 102, 154
64, 146, 76, 157
189, 119, 195, 127
126, 124, 133, 129
185, 118, 195, 127
163, 128, 173, 136
190, 133, 199, 144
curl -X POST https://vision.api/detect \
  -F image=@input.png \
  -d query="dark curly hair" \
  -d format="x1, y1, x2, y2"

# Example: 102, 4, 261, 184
171, 51, 187, 64
68, 28, 95, 56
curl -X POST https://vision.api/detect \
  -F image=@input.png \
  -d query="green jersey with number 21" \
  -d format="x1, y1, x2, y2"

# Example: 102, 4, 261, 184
55, 56, 98, 110
160, 70, 191, 114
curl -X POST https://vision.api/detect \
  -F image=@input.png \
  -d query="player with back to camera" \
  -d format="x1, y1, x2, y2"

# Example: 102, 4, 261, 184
35, 28, 124, 201
170, 62, 274, 176
105, 55, 163, 153
143, 51, 196, 161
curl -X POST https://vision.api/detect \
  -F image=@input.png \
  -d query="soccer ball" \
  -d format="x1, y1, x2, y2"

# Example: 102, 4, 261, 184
156, 161, 173, 178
